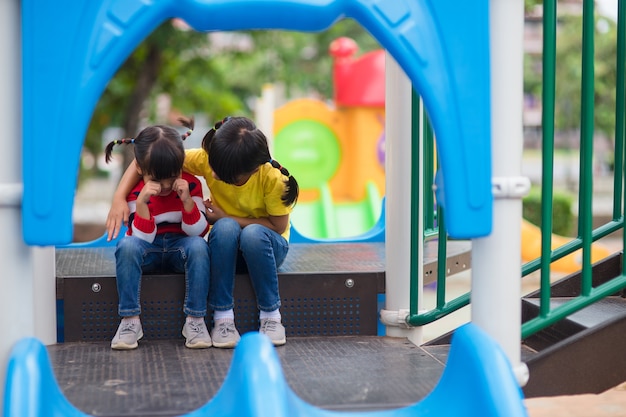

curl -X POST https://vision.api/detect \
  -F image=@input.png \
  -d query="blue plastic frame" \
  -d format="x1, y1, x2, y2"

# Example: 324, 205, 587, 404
23, 0, 492, 245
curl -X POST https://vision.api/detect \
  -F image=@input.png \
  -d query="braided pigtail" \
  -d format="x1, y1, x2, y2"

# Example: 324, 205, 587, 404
177, 116, 195, 141
269, 159, 299, 207
104, 138, 135, 163
201, 116, 231, 153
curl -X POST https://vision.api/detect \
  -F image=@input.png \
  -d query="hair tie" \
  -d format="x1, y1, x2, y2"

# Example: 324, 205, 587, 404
113, 138, 133, 145
214, 116, 232, 131
182, 129, 192, 140
270, 159, 283, 170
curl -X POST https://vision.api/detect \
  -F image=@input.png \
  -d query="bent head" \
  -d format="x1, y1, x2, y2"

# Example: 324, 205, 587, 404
134, 125, 186, 183
202, 117, 271, 185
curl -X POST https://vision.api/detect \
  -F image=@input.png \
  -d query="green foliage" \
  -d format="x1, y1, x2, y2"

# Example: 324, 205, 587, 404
523, 187, 575, 236
524, 53, 543, 99
524, 11, 618, 142
82, 18, 379, 181
525, 0, 542, 12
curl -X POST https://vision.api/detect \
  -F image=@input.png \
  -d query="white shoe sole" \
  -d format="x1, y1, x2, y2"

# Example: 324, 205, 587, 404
211, 339, 239, 349
111, 331, 143, 350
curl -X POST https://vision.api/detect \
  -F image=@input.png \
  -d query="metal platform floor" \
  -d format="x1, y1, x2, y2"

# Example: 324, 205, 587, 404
50, 240, 474, 416
47, 336, 450, 417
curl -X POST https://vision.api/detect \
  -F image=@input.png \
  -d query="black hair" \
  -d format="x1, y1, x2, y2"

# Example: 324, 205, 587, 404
201, 116, 299, 207
104, 117, 194, 180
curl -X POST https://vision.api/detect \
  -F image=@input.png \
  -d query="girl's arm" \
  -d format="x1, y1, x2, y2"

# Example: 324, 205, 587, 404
175, 177, 209, 237
204, 200, 289, 235
239, 214, 289, 235
106, 159, 141, 241
234, 214, 289, 235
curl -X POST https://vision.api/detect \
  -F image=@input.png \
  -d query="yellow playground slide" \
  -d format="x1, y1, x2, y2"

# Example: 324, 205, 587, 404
521, 219, 611, 273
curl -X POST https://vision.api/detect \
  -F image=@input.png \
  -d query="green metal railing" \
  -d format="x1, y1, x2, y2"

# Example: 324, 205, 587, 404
408, 93, 469, 326
407, 0, 626, 338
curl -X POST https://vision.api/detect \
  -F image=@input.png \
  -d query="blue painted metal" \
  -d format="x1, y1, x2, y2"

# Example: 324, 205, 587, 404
3, 323, 527, 417
23, 0, 492, 245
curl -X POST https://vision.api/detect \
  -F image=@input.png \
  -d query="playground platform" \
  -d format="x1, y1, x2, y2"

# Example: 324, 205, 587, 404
47, 335, 449, 415
43, 338, 626, 417
32, 239, 626, 416
50, 239, 476, 415
55, 240, 471, 342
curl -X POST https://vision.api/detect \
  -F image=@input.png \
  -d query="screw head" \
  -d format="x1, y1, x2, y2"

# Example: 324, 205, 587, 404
345, 278, 355, 288
91, 283, 101, 293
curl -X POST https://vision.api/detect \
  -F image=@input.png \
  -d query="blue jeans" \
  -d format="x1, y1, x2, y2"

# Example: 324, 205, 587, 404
208, 218, 289, 312
115, 233, 210, 317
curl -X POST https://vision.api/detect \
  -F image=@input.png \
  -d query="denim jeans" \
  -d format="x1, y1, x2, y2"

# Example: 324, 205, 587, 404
115, 233, 210, 317
208, 218, 288, 312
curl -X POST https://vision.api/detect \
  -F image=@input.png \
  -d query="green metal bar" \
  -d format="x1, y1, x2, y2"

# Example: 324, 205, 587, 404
436, 208, 447, 308
423, 230, 438, 240
522, 275, 626, 338
613, 0, 625, 220
539, 0, 557, 317
409, 90, 421, 316
578, 0, 595, 297
423, 109, 436, 232
407, 292, 470, 326
618, 0, 626, 272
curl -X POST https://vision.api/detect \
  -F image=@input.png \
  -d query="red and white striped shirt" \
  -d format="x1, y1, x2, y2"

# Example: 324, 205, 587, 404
126, 172, 209, 243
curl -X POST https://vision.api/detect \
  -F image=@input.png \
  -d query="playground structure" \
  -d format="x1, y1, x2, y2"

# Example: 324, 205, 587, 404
273, 37, 385, 240
521, 219, 611, 274
2, 0, 539, 415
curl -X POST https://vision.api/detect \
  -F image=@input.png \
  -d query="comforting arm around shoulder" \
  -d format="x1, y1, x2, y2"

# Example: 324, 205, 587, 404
106, 159, 142, 241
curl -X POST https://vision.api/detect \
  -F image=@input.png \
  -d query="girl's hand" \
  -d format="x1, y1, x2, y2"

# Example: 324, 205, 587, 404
138, 181, 161, 204
175, 178, 196, 213
173, 178, 191, 203
106, 195, 130, 241
204, 199, 225, 224
134, 181, 160, 221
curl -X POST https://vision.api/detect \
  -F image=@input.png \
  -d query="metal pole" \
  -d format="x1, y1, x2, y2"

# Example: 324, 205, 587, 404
382, 53, 421, 344
0, 0, 36, 409
472, 0, 530, 386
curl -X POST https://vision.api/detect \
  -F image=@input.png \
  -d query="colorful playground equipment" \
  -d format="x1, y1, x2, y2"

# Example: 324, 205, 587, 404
4, 0, 532, 416
273, 37, 385, 239
521, 219, 611, 274
278, 37, 613, 276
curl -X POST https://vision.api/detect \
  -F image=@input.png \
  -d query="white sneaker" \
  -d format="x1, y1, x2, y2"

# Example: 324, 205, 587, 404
111, 320, 143, 350
182, 320, 212, 349
259, 319, 286, 346
211, 319, 241, 349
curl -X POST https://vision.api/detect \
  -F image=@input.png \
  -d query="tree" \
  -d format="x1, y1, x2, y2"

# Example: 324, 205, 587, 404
554, 13, 617, 138
523, 9, 619, 146
82, 21, 243, 180
82, 18, 379, 182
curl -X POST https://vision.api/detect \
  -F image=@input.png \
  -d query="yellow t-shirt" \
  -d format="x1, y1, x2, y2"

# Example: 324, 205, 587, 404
184, 148, 293, 240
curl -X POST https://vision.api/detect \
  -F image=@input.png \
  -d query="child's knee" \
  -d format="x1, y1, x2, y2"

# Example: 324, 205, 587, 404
186, 237, 209, 256
210, 218, 241, 242
115, 236, 143, 258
